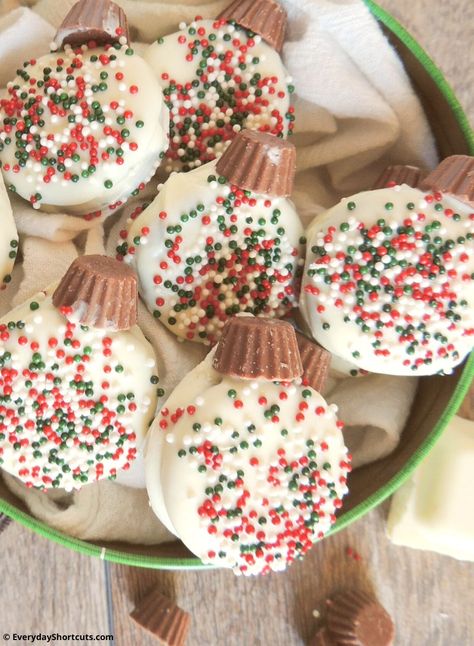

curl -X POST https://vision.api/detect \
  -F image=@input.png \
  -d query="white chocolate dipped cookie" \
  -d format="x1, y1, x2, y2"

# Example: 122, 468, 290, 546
301, 156, 474, 377
145, 0, 294, 173
0, 256, 159, 491
119, 130, 305, 345
145, 317, 350, 576
0, 171, 18, 291
0, 0, 169, 217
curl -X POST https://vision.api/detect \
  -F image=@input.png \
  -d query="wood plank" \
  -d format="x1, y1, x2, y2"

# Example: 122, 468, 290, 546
108, 504, 474, 646
1, 521, 110, 637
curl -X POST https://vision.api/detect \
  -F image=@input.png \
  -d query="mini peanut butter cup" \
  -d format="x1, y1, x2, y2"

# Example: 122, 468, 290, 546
373, 165, 428, 190
213, 316, 303, 381
326, 590, 395, 646
295, 332, 331, 393
52, 255, 137, 331
420, 155, 474, 208
216, 129, 296, 197
217, 0, 287, 51
54, 0, 129, 50
130, 588, 191, 646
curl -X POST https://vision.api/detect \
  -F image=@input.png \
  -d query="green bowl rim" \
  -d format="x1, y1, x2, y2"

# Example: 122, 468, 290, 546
1, 0, 473, 570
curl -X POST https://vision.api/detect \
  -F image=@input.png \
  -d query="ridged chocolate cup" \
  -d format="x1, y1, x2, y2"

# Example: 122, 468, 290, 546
295, 332, 331, 393
213, 316, 303, 381
326, 590, 395, 646
0, 512, 11, 535
130, 588, 191, 646
52, 255, 138, 331
373, 165, 428, 190
217, 0, 287, 52
420, 154, 474, 208
216, 129, 296, 197
54, 0, 129, 50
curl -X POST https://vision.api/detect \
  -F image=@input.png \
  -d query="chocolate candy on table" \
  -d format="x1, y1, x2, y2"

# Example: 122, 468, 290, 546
326, 589, 395, 646
130, 587, 191, 646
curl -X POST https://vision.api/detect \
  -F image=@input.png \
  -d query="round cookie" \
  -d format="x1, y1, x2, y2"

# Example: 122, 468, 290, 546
0, 172, 18, 290
119, 130, 305, 345
145, 0, 294, 173
0, 1, 168, 216
0, 256, 159, 491
145, 318, 350, 576
301, 156, 474, 376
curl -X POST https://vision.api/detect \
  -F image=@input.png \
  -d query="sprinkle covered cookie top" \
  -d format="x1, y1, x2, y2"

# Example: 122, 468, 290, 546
145, 17, 294, 173
120, 162, 305, 345
0, 42, 168, 215
0, 290, 159, 490
147, 362, 350, 575
301, 186, 474, 376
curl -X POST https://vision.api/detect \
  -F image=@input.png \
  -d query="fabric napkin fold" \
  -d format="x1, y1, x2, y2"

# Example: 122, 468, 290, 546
0, 0, 430, 544
2, 471, 174, 544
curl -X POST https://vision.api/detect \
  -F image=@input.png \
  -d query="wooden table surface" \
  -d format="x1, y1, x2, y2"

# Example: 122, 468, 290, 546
2, 1, 474, 645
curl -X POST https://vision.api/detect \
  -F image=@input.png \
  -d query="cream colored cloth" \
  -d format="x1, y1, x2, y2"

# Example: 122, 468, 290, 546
2, 471, 174, 544
0, 0, 432, 544
326, 375, 418, 468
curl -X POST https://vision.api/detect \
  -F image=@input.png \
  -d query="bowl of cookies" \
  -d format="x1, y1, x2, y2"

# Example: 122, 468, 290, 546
0, 0, 472, 575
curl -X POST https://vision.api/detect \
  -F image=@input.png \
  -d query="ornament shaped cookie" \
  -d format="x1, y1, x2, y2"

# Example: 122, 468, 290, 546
145, 0, 294, 173
0, 172, 19, 291
301, 156, 474, 376
120, 129, 305, 345
0, 0, 169, 216
145, 317, 350, 576
0, 255, 159, 491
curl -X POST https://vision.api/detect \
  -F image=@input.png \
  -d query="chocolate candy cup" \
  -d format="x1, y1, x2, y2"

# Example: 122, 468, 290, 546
215, 129, 296, 197
373, 164, 428, 190
420, 154, 474, 207
326, 590, 395, 646
130, 588, 191, 646
217, 0, 287, 52
213, 316, 303, 381
295, 332, 331, 393
52, 255, 138, 331
54, 0, 129, 50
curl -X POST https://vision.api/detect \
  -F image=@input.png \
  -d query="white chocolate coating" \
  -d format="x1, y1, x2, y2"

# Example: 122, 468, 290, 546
0, 44, 169, 215
0, 287, 159, 491
388, 415, 474, 562
301, 186, 474, 376
145, 351, 350, 576
121, 160, 305, 345
0, 171, 18, 290
145, 18, 293, 173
